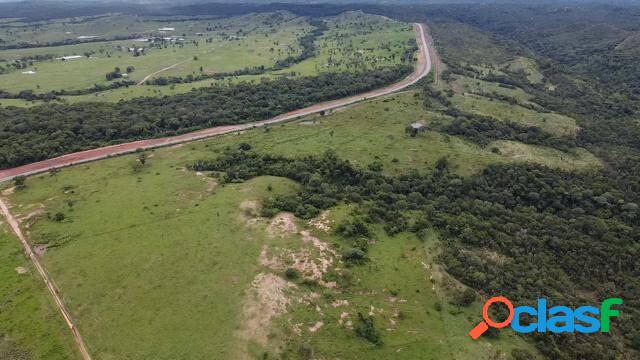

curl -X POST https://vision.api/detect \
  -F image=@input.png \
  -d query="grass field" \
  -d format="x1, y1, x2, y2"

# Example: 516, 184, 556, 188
286, 12, 414, 75
275, 221, 539, 359
0, 222, 79, 359
0, 12, 309, 93
504, 57, 544, 84
451, 93, 579, 136
452, 75, 532, 102
1, 85, 593, 358
489, 140, 601, 171
0, 11, 416, 105
6, 165, 300, 358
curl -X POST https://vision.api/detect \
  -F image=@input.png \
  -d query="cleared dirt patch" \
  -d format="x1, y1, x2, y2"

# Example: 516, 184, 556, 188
34, 244, 49, 257
238, 273, 295, 346
308, 321, 324, 333
268, 212, 298, 237
14, 266, 28, 274
307, 210, 332, 232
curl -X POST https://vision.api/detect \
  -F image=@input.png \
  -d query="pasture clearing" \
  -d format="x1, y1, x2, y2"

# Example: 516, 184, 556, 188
1, 85, 594, 358
0, 222, 80, 359
0, 12, 309, 93
489, 140, 602, 171
452, 75, 531, 102
0, 11, 416, 103
451, 93, 579, 137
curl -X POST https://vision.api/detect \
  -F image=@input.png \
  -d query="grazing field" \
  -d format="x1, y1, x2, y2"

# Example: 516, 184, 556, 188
0, 12, 310, 93
451, 93, 579, 136
0, 222, 79, 359
1, 77, 600, 357
489, 140, 601, 171
285, 12, 415, 75
451, 75, 531, 102
7, 167, 300, 358
0, 11, 416, 105
0, 85, 582, 358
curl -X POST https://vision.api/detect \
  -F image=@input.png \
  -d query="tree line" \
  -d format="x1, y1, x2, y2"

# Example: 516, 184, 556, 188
0, 65, 411, 169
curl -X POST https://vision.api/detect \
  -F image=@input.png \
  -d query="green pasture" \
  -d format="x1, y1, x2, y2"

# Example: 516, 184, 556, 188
1, 85, 597, 358
0, 13, 308, 93
0, 222, 80, 359
0, 11, 416, 102
452, 93, 579, 136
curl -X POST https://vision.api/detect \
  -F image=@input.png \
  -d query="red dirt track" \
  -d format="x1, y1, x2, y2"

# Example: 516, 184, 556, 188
0, 23, 432, 183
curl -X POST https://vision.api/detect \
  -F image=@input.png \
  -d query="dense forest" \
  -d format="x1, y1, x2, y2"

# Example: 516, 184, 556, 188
0, 66, 410, 168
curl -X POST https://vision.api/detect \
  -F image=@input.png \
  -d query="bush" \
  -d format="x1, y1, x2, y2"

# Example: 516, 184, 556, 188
13, 175, 26, 189
52, 212, 65, 222
342, 248, 368, 265
285, 268, 300, 280
355, 312, 383, 347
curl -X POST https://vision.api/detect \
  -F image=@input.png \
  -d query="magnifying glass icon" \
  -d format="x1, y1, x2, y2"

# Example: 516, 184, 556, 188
469, 296, 514, 339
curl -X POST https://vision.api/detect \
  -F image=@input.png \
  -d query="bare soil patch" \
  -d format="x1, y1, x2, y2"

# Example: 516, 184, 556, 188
268, 212, 298, 237
14, 266, 28, 274
34, 244, 49, 257
238, 273, 296, 346
307, 210, 332, 232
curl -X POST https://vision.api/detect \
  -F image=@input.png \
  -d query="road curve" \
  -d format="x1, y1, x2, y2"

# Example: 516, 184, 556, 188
0, 23, 431, 183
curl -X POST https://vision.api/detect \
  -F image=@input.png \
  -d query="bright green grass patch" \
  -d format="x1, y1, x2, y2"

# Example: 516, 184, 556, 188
275, 215, 540, 359
489, 140, 602, 171
0, 222, 80, 360
0, 13, 307, 93
452, 93, 579, 136
190, 90, 504, 176
286, 11, 415, 76
58, 72, 283, 103
503, 57, 544, 84
0, 11, 415, 101
452, 75, 531, 101
8, 155, 300, 358
0, 98, 44, 107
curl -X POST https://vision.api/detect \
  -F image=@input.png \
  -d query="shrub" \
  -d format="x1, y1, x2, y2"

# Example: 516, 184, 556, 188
285, 268, 300, 280
355, 312, 383, 347
342, 248, 368, 265
52, 212, 65, 222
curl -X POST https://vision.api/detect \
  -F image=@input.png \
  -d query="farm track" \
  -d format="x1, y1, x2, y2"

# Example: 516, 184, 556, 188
0, 23, 431, 183
137, 58, 191, 85
0, 198, 92, 360
0, 23, 432, 359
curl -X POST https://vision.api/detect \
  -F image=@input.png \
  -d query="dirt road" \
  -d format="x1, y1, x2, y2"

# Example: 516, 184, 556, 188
137, 59, 191, 85
0, 23, 431, 183
0, 198, 92, 360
